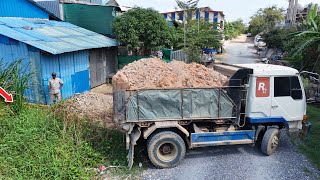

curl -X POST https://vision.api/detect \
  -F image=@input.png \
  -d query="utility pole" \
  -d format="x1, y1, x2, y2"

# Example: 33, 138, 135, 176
184, 8, 186, 48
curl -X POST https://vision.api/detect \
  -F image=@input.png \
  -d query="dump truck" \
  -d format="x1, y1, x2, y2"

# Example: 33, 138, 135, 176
113, 63, 311, 169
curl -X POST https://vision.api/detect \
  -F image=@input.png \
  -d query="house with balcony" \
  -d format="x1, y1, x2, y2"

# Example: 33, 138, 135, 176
161, 7, 225, 29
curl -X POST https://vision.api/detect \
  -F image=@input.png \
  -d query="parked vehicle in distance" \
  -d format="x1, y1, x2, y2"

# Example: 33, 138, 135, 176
254, 35, 261, 47
254, 35, 267, 48
113, 63, 311, 169
261, 58, 269, 64
257, 39, 267, 47
247, 33, 252, 37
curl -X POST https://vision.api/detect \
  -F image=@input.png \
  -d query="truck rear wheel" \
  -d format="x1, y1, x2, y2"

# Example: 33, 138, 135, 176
261, 128, 280, 156
147, 131, 186, 168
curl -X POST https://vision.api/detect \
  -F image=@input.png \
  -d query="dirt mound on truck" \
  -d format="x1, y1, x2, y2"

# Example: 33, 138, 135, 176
113, 58, 228, 90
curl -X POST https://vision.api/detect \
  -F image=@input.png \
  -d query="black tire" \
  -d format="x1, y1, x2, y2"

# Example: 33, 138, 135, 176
147, 131, 186, 168
255, 126, 266, 147
261, 128, 280, 156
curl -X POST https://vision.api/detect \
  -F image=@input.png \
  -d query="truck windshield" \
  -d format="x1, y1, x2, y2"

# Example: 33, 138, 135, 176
274, 76, 302, 100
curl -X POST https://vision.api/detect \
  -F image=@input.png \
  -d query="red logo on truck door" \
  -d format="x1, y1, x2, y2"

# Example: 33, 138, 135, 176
256, 77, 270, 97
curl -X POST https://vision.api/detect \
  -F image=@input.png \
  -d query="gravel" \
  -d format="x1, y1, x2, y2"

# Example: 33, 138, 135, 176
142, 131, 320, 180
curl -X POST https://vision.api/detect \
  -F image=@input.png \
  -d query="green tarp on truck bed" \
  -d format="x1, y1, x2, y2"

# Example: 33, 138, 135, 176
114, 88, 236, 123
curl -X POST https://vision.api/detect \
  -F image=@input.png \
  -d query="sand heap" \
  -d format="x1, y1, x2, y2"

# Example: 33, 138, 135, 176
113, 58, 228, 90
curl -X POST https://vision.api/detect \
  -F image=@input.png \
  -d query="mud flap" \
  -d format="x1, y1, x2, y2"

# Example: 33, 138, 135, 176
127, 127, 141, 169
300, 122, 312, 139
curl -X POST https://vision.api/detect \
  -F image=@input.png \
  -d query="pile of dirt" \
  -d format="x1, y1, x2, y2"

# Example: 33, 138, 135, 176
67, 92, 114, 127
113, 58, 228, 90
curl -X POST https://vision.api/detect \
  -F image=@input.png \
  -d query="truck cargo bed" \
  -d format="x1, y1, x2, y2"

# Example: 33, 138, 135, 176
114, 87, 240, 124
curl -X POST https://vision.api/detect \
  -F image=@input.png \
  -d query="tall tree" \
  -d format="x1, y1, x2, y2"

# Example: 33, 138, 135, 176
176, 19, 222, 62
113, 8, 176, 56
224, 19, 246, 40
248, 6, 285, 35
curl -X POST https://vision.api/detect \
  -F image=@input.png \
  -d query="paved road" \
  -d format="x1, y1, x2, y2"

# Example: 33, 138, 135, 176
216, 35, 260, 64
142, 35, 320, 180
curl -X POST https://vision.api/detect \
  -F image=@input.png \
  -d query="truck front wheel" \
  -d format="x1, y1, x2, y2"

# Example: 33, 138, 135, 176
261, 128, 280, 156
147, 131, 186, 168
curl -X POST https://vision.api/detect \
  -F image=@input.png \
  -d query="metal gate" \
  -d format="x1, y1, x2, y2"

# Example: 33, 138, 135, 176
89, 47, 117, 88
171, 49, 188, 62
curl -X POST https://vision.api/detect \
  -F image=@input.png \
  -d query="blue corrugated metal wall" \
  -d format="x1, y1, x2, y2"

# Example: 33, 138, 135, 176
40, 50, 90, 104
0, 0, 49, 19
0, 35, 43, 103
0, 35, 90, 104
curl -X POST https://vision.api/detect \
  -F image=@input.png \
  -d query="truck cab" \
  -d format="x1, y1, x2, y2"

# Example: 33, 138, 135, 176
238, 64, 306, 131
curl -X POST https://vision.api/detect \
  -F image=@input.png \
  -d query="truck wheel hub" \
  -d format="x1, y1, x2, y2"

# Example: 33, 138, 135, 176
271, 136, 279, 149
162, 145, 171, 154
157, 142, 178, 162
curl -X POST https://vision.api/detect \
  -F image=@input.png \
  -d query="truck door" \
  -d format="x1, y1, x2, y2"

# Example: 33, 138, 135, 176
271, 76, 305, 123
246, 76, 272, 117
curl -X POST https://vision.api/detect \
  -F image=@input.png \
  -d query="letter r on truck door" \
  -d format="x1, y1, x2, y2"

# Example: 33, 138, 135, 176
256, 77, 270, 97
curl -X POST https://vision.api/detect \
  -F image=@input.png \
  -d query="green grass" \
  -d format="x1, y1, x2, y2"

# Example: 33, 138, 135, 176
299, 105, 320, 169
0, 105, 141, 179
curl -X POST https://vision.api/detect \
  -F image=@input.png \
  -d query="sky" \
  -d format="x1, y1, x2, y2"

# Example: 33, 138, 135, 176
35, 0, 319, 23
114, 0, 319, 23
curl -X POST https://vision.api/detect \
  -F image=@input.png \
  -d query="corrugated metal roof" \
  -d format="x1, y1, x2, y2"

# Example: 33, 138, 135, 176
0, 17, 118, 55
36, 0, 61, 19
61, 0, 103, 5
105, 0, 119, 6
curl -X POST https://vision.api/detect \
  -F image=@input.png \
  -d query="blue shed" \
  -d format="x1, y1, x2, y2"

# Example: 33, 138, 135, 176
0, 0, 60, 20
0, 17, 118, 104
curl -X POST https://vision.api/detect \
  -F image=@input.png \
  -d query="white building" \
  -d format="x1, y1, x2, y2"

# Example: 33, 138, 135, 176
161, 7, 225, 29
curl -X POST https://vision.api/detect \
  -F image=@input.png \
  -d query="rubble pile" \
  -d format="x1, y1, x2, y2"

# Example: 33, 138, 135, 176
113, 58, 228, 90
68, 92, 114, 127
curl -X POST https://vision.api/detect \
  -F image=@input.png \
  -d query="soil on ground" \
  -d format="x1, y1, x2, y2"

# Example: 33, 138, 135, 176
67, 92, 114, 127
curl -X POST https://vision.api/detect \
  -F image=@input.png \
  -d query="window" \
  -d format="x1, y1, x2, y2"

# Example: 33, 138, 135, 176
171, 12, 176, 20
274, 76, 302, 100
291, 76, 303, 100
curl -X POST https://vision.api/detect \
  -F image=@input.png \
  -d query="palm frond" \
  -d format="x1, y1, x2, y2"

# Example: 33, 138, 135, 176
290, 37, 320, 56
295, 31, 320, 37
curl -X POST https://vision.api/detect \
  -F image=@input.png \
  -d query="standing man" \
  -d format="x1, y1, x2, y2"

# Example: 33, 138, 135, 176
48, 72, 64, 104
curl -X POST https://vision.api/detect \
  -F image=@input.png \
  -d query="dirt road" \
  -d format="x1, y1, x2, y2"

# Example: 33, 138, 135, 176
142, 35, 320, 180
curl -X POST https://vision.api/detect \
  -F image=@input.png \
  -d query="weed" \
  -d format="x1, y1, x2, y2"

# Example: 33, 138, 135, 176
298, 105, 320, 169
0, 59, 32, 114
0, 104, 143, 179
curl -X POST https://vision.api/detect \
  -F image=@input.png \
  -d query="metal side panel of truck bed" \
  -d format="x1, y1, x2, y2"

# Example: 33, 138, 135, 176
114, 88, 239, 123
